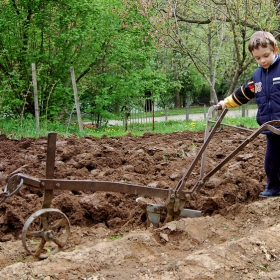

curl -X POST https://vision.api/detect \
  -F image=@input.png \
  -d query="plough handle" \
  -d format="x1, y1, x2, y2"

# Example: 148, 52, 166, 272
194, 120, 280, 192
174, 105, 228, 196
175, 109, 280, 197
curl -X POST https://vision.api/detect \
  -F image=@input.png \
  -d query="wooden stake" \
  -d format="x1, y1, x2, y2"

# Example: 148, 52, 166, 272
70, 67, 83, 132
31, 63, 40, 134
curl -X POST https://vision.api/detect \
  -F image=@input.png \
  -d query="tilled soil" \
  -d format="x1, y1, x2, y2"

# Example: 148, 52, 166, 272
0, 127, 280, 280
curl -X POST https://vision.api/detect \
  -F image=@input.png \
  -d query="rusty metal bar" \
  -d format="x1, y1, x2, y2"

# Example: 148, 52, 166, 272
12, 173, 41, 188
174, 107, 228, 196
200, 105, 224, 179
7, 173, 178, 200
40, 179, 174, 199
43, 132, 57, 208
208, 120, 254, 132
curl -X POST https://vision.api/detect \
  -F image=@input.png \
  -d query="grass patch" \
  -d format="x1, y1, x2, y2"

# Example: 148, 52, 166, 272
110, 233, 122, 241
0, 117, 259, 139
0, 112, 259, 139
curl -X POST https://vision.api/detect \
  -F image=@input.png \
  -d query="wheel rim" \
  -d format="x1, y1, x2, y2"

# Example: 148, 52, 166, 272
22, 208, 70, 259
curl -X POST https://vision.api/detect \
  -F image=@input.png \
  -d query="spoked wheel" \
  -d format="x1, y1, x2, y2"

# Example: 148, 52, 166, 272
22, 208, 70, 259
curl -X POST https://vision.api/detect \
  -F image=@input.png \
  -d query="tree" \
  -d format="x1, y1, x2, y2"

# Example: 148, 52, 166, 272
75, 0, 166, 125
133, 0, 278, 104
0, 0, 104, 119
0, 0, 168, 125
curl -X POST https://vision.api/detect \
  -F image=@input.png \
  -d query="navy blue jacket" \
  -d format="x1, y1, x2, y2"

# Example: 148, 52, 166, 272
253, 55, 280, 126
226, 55, 280, 133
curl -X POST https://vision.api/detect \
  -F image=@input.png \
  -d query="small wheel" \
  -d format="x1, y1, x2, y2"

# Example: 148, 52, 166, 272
22, 208, 70, 259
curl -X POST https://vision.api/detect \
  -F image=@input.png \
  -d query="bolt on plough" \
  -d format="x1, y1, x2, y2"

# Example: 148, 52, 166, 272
2, 105, 280, 259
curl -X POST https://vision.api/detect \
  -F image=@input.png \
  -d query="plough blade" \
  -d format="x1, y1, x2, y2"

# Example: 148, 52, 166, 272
146, 203, 201, 227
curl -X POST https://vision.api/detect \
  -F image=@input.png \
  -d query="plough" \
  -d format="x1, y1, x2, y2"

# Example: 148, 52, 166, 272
1, 105, 280, 259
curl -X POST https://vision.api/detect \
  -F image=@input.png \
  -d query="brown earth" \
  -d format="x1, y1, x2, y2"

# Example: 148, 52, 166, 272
0, 127, 280, 280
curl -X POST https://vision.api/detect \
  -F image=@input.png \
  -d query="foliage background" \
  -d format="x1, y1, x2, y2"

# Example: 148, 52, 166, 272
0, 0, 278, 128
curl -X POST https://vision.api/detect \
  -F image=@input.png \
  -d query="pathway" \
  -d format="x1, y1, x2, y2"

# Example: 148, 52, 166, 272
108, 108, 258, 125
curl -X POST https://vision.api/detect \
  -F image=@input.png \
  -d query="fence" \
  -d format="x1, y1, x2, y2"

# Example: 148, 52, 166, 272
109, 103, 256, 132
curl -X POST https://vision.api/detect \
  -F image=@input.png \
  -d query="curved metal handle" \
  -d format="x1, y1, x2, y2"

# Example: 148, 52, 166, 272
0, 176, 23, 204
0, 193, 7, 204
3, 176, 24, 197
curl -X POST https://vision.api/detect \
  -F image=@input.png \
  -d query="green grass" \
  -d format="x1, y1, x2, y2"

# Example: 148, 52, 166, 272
0, 114, 259, 139
110, 233, 122, 241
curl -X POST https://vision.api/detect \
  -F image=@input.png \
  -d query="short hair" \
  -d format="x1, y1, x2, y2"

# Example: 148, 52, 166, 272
248, 31, 277, 53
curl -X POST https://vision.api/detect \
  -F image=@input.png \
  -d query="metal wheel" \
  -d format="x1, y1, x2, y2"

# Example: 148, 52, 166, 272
22, 208, 70, 259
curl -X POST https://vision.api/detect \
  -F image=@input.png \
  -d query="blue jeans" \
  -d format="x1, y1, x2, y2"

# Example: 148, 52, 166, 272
265, 134, 280, 191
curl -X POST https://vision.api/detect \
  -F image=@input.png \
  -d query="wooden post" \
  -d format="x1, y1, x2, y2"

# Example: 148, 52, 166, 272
242, 104, 245, 117
152, 101, 155, 130
31, 63, 40, 134
70, 67, 83, 132
165, 107, 168, 121
185, 95, 191, 122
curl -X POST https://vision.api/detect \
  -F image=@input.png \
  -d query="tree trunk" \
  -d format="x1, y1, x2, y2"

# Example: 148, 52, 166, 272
174, 88, 180, 108
209, 86, 218, 105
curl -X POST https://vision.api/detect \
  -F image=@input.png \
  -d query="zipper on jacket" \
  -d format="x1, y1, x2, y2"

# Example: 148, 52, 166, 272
266, 68, 272, 120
